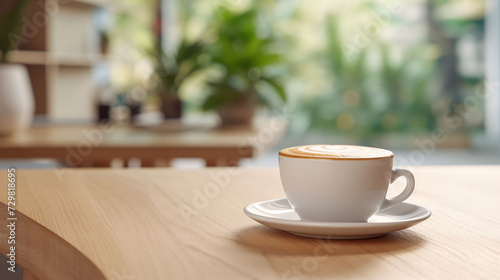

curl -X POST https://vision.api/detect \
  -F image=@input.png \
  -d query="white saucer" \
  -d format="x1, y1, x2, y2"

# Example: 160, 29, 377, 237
244, 198, 431, 239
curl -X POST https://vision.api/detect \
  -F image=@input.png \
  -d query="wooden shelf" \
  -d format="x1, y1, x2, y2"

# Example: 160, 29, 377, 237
66, 0, 111, 8
6, 50, 47, 65
64, 0, 123, 13
6, 0, 113, 119
6, 50, 107, 67
50, 53, 108, 67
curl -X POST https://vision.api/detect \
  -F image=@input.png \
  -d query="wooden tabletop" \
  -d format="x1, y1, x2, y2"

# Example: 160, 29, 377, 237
1, 166, 499, 279
0, 119, 286, 167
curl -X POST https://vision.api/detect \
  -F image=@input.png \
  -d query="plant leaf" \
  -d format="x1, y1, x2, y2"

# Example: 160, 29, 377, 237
261, 76, 286, 102
0, 0, 31, 62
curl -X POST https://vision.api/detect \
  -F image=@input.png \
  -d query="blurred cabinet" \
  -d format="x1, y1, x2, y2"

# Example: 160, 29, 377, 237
2, 0, 112, 121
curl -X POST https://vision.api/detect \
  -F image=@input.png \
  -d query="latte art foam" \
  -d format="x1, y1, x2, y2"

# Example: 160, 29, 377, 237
279, 145, 394, 160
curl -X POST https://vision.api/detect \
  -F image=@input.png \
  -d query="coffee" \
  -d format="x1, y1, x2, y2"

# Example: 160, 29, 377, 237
279, 145, 414, 222
279, 145, 393, 160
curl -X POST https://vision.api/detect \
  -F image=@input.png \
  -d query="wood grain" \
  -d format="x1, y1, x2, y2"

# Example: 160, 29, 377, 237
0, 166, 499, 279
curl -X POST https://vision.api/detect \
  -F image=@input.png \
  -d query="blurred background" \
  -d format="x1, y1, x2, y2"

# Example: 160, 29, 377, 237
1, 0, 499, 168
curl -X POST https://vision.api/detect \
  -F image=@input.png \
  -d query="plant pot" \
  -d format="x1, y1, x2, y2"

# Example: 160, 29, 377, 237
0, 64, 34, 136
161, 95, 182, 119
217, 96, 257, 126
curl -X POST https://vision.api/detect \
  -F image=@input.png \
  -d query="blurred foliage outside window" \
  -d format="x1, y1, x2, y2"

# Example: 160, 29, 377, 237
111, 0, 485, 144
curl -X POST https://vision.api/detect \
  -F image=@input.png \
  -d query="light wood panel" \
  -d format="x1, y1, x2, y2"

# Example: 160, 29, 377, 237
0, 203, 105, 280
0, 166, 499, 279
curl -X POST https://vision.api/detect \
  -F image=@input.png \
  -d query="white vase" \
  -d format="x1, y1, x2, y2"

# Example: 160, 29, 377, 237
0, 64, 35, 136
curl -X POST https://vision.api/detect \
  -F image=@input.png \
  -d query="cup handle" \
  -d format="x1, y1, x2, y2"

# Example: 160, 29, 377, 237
379, 168, 415, 211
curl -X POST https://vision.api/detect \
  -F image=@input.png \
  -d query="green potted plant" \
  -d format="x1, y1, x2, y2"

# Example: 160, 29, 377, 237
152, 38, 206, 119
202, 7, 286, 126
0, 0, 34, 135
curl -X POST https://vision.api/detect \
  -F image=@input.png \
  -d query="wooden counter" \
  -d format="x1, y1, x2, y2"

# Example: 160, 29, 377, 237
0, 119, 286, 167
0, 166, 499, 279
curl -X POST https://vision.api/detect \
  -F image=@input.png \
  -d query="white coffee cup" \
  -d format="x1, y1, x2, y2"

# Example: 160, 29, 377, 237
279, 145, 415, 222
